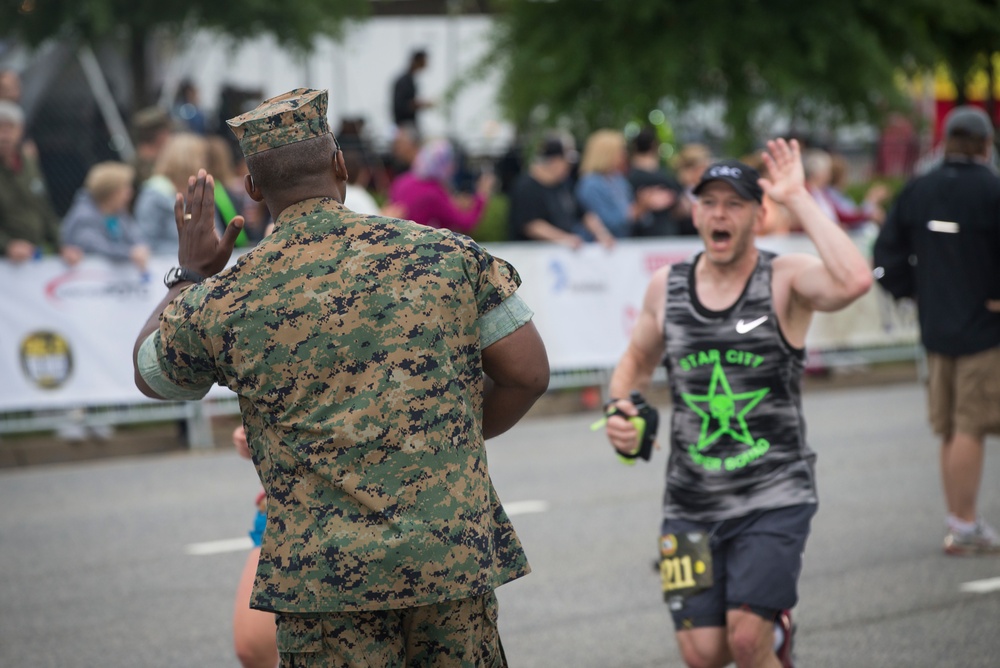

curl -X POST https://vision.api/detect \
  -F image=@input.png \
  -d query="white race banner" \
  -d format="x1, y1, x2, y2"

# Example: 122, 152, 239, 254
0, 233, 918, 411
0, 255, 232, 412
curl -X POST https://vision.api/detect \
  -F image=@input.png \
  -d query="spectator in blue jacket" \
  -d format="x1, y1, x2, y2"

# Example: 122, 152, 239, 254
576, 129, 673, 240
61, 161, 149, 272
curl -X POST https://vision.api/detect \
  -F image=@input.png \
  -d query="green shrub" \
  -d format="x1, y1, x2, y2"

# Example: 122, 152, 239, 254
472, 194, 511, 243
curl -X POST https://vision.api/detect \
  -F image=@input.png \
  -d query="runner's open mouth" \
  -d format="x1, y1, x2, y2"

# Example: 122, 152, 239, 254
711, 230, 731, 242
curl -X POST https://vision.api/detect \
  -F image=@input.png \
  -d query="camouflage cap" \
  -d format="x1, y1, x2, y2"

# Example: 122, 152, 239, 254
226, 88, 333, 157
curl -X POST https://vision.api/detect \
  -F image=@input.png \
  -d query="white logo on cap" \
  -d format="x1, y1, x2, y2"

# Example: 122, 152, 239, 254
708, 165, 742, 179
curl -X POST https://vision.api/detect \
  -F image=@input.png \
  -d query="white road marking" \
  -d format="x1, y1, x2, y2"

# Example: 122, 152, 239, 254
185, 500, 549, 556
185, 537, 253, 556
960, 576, 1000, 594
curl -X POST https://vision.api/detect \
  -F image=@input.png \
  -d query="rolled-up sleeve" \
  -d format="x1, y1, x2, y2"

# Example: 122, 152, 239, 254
459, 239, 532, 347
479, 293, 533, 349
138, 285, 220, 399
137, 330, 212, 400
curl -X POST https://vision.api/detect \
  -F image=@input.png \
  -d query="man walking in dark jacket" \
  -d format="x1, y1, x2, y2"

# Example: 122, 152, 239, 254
875, 105, 1000, 556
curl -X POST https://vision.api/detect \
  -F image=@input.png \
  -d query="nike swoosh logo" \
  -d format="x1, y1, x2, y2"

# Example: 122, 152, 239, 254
735, 316, 768, 334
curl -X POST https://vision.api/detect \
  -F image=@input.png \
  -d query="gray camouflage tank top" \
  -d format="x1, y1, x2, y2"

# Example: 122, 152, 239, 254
662, 251, 817, 521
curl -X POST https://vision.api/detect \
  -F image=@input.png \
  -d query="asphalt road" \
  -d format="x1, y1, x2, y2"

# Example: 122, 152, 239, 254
1, 381, 998, 667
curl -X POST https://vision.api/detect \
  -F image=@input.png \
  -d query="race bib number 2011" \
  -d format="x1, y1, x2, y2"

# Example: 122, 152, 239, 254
660, 532, 713, 601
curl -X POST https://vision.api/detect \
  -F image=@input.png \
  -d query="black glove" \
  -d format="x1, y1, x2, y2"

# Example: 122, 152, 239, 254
600, 391, 659, 464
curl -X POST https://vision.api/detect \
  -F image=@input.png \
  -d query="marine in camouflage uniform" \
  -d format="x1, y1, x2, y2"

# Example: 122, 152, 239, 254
602, 141, 872, 668
132, 88, 549, 667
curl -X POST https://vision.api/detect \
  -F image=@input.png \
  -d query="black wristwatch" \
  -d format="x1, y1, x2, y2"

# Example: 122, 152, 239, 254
163, 266, 205, 288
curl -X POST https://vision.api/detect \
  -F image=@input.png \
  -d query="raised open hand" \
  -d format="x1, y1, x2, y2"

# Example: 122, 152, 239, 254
174, 169, 244, 278
759, 138, 805, 205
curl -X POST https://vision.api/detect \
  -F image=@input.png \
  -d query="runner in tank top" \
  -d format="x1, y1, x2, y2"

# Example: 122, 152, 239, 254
601, 139, 873, 668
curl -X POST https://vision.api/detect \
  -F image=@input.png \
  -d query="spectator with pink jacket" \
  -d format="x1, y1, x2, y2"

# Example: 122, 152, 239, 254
388, 138, 493, 235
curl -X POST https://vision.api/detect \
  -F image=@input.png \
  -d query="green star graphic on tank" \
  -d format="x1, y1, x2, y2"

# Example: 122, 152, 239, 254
681, 360, 770, 451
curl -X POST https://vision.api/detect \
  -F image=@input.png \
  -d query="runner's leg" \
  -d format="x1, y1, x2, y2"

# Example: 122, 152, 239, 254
675, 627, 731, 668
233, 547, 278, 668
726, 608, 779, 668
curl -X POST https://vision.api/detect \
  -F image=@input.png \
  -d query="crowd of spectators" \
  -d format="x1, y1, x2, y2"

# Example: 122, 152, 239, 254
0, 74, 265, 270
506, 126, 894, 249
803, 147, 890, 230
0, 69, 488, 265
0, 66, 895, 275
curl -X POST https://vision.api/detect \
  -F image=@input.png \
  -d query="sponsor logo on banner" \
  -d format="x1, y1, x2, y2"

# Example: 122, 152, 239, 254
548, 258, 607, 294
44, 269, 151, 304
644, 252, 691, 275
549, 258, 569, 293
20, 331, 73, 389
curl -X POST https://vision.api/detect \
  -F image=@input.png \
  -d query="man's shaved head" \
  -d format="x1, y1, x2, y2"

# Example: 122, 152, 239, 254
245, 133, 338, 193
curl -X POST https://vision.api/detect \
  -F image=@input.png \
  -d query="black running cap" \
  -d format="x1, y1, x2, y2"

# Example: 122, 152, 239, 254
539, 137, 566, 159
692, 159, 763, 203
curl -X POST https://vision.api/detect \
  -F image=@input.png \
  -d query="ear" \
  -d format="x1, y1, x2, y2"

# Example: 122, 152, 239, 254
244, 173, 263, 202
333, 149, 348, 183
690, 199, 702, 231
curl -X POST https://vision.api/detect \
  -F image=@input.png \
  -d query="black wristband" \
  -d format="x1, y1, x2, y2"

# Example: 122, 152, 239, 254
164, 266, 206, 288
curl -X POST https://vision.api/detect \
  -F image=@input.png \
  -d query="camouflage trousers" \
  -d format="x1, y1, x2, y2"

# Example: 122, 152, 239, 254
276, 591, 507, 667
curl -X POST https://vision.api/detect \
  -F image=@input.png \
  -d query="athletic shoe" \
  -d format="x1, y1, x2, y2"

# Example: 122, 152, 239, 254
944, 520, 1000, 556
774, 609, 795, 668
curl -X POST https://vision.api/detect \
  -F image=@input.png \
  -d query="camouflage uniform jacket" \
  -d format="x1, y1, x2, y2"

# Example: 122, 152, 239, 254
151, 197, 530, 613
0, 151, 61, 254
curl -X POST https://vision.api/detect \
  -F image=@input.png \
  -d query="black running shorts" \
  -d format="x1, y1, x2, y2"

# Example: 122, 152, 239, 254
663, 503, 816, 631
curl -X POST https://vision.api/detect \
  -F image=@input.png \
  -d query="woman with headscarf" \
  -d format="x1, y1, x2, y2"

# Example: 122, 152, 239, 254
388, 138, 494, 235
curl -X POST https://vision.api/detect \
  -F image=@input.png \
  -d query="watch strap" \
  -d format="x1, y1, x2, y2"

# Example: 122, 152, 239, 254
164, 267, 205, 288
